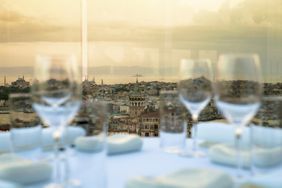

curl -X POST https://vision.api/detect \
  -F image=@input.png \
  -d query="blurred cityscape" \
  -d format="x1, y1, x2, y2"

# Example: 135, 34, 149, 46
0, 76, 281, 136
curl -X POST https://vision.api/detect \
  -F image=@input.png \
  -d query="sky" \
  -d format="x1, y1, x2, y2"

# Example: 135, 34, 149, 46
0, 0, 236, 43
3, 0, 231, 25
0, 0, 281, 83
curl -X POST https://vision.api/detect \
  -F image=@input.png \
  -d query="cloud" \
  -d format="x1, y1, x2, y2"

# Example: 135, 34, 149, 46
193, 0, 282, 27
0, 10, 26, 23
0, 0, 281, 43
0, 5, 80, 42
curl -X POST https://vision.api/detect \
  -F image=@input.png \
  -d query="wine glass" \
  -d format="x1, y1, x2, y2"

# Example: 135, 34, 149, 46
178, 59, 213, 157
32, 55, 81, 188
214, 54, 262, 178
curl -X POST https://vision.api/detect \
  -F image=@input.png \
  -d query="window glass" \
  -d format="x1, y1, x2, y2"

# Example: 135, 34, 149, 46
1, 0, 281, 135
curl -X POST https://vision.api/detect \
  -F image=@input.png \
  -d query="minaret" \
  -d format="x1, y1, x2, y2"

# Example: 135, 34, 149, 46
4, 76, 6, 86
101, 79, 104, 86
133, 74, 142, 84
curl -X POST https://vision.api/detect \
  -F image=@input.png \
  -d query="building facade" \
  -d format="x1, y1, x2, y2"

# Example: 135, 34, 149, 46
139, 111, 160, 137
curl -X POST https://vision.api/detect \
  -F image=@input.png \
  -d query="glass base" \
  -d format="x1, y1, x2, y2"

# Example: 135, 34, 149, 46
179, 150, 206, 158
44, 183, 64, 188
67, 179, 82, 188
232, 175, 250, 188
162, 147, 184, 154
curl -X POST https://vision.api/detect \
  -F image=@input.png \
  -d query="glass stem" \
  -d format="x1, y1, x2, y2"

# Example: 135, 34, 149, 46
235, 127, 243, 178
53, 130, 62, 184
192, 115, 199, 152
249, 124, 254, 176
63, 150, 70, 185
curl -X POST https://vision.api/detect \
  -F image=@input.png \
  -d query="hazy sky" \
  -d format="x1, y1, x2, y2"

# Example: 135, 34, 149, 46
0, 0, 281, 83
1, 0, 279, 44
2, 0, 233, 25
0, 0, 246, 42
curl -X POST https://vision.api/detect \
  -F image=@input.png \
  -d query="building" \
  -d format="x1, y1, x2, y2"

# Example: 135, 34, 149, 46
120, 105, 130, 114
129, 94, 146, 117
139, 111, 160, 137
3, 76, 8, 86
108, 115, 131, 133
82, 79, 97, 96
11, 77, 30, 89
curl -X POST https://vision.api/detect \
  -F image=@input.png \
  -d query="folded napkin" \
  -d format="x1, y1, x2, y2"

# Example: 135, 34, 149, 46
0, 127, 41, 153
0, 126, 86, 153
252, 126, 282, 148
108, 135, 143, 155
10, 127, 42, 152
208, 144, 251, 168
0, 180, 21, 188
241, 169, 282, 188
240, 184, 264, 188
197, 122, 250, 147
208, 144, 282, 168
126, 168, 234, 188
75, 136, 104, 153
75, 134, 143, 155
42, 126, 86, 150
253, 147, 282, 168
0, 154, 52, 185
197, 122, 282, 149
199, 141, 220, 149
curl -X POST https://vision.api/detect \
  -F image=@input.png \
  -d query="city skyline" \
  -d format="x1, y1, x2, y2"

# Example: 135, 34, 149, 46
1, 72, 282, 87
0, 75, 280, 135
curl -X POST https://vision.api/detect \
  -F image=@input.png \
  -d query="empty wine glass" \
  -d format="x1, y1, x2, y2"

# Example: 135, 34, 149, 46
214, 54, 262, 178
178, 59, 213, 157
32, 55, 81, 188
159, 90, 187, 154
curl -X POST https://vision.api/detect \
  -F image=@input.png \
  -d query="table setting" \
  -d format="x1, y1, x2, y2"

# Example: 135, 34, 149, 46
0, 53, 281, 188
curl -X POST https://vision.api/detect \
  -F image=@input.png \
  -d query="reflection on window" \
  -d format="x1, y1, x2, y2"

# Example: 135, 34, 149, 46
0, 0, 281, 136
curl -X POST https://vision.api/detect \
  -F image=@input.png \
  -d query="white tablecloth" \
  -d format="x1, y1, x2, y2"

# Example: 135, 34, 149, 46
108, 138, 282, 188
29, 138, 282, 188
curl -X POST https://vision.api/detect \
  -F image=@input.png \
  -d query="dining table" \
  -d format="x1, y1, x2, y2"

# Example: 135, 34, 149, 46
27, 137, 282, 188
47, 137, 282, 188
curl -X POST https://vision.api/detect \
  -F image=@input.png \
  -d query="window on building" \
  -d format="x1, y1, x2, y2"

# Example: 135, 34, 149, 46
1, 0, 281, 135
